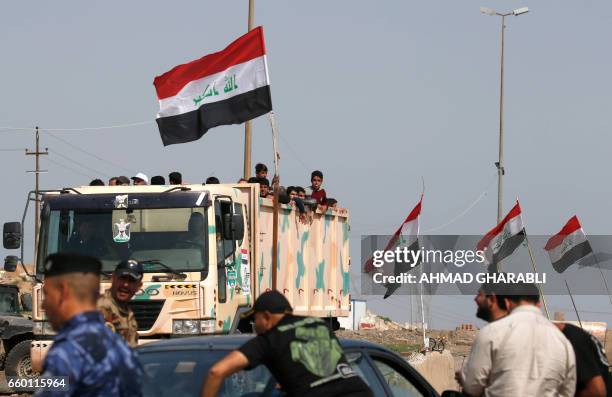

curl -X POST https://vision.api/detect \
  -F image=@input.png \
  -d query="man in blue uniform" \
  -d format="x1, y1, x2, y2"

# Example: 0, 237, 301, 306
35, 253, 143, 397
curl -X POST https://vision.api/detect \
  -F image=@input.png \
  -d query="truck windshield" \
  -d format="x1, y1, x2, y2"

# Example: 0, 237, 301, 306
37, 208, 208, 274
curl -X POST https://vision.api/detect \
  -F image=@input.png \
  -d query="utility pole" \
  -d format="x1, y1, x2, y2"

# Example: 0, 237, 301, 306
243, 0, 255, 179
26, 126, 48, 258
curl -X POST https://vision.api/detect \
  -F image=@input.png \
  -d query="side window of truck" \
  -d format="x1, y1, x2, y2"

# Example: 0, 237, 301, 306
215, 200, 245, 304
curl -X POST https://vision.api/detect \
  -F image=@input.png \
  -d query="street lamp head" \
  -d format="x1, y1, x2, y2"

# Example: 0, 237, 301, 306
480, 7, 497, 16
513, 7, 529, 16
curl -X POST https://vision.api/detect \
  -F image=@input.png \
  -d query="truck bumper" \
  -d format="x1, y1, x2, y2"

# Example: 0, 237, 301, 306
31, 340, 52, 374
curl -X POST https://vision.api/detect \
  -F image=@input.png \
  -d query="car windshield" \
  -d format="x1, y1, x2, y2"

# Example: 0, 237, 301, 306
38, 208, 208, 274
138, 349, 274, 397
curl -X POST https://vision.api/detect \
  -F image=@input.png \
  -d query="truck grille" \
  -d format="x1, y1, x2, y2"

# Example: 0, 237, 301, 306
128, 300, 165, 331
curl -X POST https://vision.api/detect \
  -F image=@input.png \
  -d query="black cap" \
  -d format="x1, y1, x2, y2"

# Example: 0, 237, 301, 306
240, 290, 292, 319
43, 253, 102, 277
114, 259, 143, 280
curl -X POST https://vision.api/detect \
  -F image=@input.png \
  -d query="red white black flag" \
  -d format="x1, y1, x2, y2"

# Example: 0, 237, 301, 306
154, 27, 272, 146
477, 201, 526, 269
544, 216, 593, 273
363, 197, 422, 274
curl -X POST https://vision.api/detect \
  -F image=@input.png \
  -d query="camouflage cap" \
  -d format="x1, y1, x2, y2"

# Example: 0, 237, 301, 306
114, 260, 143, 281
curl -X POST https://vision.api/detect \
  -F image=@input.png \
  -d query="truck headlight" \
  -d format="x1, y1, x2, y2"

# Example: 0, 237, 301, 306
33, 321, 56, 336
172, 320, 200, 335
200, 319, 215, 333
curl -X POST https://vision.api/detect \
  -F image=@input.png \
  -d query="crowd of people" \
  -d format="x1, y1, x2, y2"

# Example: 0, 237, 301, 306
88, 163, 339, 216
457, 280, 611, 396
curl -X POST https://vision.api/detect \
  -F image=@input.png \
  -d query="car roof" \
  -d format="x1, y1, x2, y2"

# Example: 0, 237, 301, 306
137, 334, 388, 354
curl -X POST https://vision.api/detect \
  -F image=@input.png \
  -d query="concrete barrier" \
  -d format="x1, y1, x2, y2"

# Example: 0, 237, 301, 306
408, 350, 459, 393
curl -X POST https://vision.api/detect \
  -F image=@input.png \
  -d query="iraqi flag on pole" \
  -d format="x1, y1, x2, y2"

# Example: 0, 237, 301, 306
477, 201, 526, 270
363, 196, 422, 274
154, 27, 272, 146
544, 216, 593, 273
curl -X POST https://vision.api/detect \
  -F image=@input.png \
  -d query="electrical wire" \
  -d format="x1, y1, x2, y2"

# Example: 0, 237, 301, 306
45, 133, 137, 175
0, 121, 153, 133
423, 173, 497, 233
46, 157, 94, 179
51, 150, 112, 179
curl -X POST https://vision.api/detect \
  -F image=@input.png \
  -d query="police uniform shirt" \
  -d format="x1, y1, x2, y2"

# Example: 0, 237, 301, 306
561, 323, 612, 395
238, 315, 372, 397
98, 290, 139, 347
35, 311, 143, 397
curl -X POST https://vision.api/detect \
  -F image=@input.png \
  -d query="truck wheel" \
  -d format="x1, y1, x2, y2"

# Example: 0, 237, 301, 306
5, 340, 35, 378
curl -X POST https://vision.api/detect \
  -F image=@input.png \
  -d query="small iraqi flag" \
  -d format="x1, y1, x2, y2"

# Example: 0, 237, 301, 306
154, 27, 272, 146
544, 216, 593, 273
477, 201, 526, 270
363, 197, 422, 274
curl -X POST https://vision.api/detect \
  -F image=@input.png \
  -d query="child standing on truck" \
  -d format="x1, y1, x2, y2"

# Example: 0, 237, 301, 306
305, 170, 328, 210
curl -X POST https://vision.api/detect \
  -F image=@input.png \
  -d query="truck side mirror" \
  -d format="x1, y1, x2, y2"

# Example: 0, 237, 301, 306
3, 222, 21, 249
21, 293, 33, 312
4, 256, 18, 272
222, 214, 244, 241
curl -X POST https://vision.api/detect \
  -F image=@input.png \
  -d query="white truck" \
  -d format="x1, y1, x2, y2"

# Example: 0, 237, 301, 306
3, 183, 352, 372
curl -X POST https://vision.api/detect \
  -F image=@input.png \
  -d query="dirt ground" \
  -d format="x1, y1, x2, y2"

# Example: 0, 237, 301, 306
338, 327, 612, 373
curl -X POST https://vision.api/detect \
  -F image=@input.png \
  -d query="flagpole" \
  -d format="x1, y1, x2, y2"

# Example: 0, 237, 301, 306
565, 279, 583, 329
525, 233, 551, 319
592, 251, 612, 305
243, 0, 255, 179
269, 112, 280, 290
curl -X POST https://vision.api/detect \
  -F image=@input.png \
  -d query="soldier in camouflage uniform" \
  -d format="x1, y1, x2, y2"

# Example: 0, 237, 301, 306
36, 253, 143, 396
97, 260, 142, 347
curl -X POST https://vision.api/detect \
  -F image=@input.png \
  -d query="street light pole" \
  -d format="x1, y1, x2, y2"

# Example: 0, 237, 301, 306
481, 6, 528, 223
497, 14, 506, 223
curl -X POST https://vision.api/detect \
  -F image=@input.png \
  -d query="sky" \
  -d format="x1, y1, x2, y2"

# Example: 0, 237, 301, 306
1, 0, 611, 329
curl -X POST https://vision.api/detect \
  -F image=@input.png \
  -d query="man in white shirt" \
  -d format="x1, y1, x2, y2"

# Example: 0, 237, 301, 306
460, 282, 576, 397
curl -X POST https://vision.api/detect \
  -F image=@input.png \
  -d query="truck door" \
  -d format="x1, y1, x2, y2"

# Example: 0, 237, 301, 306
214, 197, 248, 332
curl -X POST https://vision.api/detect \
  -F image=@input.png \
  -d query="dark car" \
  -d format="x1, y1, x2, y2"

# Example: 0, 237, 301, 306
136, 335, 440, 397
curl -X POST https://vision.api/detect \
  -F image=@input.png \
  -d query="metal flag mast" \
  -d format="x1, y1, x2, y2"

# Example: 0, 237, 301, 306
243, 0, 255, 179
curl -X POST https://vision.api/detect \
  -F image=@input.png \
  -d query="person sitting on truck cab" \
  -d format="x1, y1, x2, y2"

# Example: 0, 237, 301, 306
169, 171, 182, 185
98, 260, 142, 347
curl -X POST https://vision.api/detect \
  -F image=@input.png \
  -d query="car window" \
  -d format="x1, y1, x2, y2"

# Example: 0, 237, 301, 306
346, 351, 387, 396
372, 357, 426, 397
139, 349, 274, 397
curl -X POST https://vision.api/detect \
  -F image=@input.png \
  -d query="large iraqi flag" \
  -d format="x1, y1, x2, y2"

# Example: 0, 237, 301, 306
544, 216, 593, 273
154, 27, 272, 146
477, 201, 526, 270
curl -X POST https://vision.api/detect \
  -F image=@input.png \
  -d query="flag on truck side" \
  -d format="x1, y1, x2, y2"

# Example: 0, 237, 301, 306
153, 26, 272, 146
363, 196, 422, 274
544, 216, 593, 273
477, 201, 525, 270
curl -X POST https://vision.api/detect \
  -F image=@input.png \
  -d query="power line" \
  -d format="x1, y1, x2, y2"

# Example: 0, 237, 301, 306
45, 133, 137, 175
41, 120, 153, 132
0, 121, 153, 133
46, 157, 94, 179
52, 150, 112, 179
